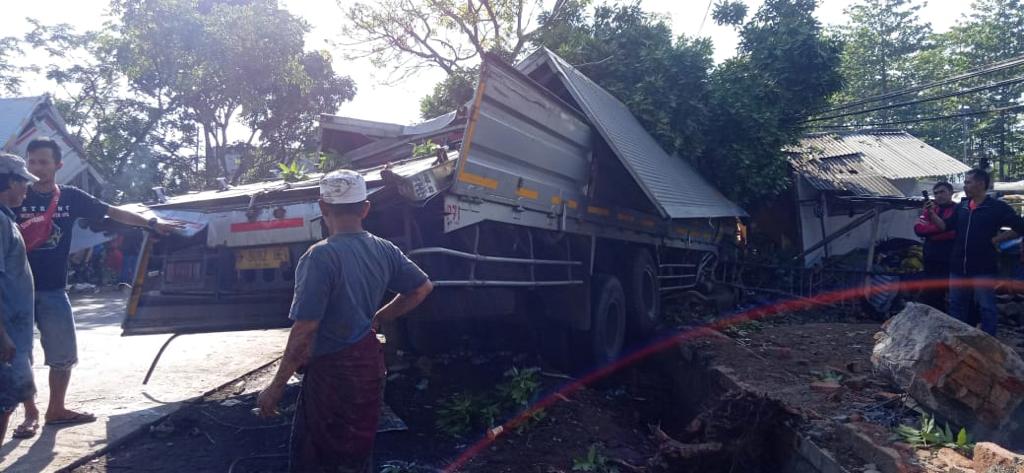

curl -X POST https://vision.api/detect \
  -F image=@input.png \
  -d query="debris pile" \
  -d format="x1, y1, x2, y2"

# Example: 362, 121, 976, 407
872, 303, 1024, 442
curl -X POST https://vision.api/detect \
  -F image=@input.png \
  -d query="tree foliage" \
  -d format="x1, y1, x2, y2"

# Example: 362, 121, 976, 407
712, 0, 748, 28
836, 0, 931, 105
0, 36, 23, 95
420, 66, 478, 119
24, 19, 196, 202
825, 0, 1024, 178
21, 0, 356, 201
701, 0, 843, 205
110, 0, 355, 185
345, 0, 577, 78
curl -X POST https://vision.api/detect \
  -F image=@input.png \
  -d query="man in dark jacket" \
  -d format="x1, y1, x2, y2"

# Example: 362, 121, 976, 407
915, 182, 957, 311
931, 168, 1024, 335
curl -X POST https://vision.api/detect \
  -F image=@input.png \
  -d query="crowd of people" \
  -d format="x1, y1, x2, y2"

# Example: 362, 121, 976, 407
915, 168, 1024, 335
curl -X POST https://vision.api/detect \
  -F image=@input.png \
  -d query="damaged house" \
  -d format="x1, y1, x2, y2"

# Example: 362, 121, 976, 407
762, 129, 970, 267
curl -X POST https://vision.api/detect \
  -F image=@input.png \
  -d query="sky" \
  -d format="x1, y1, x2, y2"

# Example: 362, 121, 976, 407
0, 0, 976, 127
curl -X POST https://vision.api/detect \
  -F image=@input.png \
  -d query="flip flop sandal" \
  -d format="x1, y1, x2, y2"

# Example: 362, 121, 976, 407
12, 421, 39, 439
46, 412, 97, 426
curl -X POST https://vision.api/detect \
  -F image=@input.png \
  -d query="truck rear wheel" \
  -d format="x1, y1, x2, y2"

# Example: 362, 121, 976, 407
624, 249, 660, 338
590, 274, 626, 367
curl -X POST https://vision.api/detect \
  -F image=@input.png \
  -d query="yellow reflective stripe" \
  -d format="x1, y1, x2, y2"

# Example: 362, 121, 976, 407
516, 187, 539, 199
458, 172, 499, 189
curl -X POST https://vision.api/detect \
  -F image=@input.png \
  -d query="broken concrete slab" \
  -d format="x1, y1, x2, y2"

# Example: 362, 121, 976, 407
872, 303, 1024, 439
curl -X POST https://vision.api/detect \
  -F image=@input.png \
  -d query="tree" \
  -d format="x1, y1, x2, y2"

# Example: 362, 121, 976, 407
701, 0, 843, 206
24, 20, 198, 202
420, 67, 477, 119
834, 0, 932, 113
0, 36, 22, 95
941, 0, 1024, 176
112, 0, 355, 184
345, 0, 577, 78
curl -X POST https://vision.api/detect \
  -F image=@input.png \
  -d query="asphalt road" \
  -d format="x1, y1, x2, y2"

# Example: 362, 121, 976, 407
0, 290, 288, 473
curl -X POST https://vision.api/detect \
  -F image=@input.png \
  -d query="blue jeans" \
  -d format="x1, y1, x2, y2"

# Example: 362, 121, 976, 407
35, 289, 78, 370
948, 274, 999, 335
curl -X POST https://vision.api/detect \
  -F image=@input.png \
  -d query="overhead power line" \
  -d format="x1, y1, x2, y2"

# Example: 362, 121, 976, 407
697, 0, 714, 34
808, 103, 1024, 129
804, 74, 1024, 123
816, 53, 1024, 115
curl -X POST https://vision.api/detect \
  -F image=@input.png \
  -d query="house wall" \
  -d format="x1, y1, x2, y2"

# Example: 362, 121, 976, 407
796, 178, 923, 267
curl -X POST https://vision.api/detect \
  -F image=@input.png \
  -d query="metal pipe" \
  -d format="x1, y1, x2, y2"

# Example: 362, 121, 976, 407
470, 226, 480, 280
431, 280, 584, 287
658, 275, 697, 280
659, 263, 698, 268
660, 284, 698, 292
408, 247, 583, 266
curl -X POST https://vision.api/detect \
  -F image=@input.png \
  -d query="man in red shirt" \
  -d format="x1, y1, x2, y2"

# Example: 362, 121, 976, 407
915, 182, 957, 311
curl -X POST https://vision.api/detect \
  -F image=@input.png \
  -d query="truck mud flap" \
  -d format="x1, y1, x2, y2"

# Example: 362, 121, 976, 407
122, 293, 292, 336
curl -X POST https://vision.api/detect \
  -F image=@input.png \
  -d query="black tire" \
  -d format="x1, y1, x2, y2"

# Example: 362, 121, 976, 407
590, 274, 627, 366
624, 249, 660, 338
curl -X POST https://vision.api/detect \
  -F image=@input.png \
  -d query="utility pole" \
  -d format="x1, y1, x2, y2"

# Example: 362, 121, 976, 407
1000, 110, 1007, 180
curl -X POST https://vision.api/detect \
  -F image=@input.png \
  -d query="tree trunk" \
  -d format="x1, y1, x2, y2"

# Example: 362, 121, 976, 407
203, 123, 220, 186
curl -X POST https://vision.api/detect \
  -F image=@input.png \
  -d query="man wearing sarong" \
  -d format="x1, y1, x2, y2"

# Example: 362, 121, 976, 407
257, 169, 433, 472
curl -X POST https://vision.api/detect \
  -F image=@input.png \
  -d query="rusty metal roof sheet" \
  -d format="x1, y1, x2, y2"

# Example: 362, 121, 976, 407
521, 49, 747, 219
789, 130, 969, 197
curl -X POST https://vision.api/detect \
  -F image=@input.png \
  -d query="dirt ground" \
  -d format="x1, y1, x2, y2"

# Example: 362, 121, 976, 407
71, 349, 670, 473
69, 299, 1024, 473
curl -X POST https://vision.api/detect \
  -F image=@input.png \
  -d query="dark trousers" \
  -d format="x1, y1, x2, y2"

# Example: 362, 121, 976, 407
920, 259, 950, 313
290, 333, 385, 473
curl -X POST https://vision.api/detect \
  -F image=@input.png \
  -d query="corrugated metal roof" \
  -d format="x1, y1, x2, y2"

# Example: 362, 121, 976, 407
522, 49, 747, 219
789, 130, 970, 197
0, 96, 44, 149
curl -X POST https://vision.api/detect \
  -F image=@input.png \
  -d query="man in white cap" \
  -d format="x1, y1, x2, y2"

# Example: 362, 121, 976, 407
0, 153, 39, 445
257, 169, 432, 472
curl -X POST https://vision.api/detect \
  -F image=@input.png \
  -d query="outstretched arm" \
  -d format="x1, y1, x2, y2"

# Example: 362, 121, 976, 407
106, 207, 184, 236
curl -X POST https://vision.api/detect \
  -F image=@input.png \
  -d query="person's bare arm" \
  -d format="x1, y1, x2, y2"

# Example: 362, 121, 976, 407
271, 320, 318, 387
374, 281, 433, 326
256, 319, 319, 417
106, 207, 184, 235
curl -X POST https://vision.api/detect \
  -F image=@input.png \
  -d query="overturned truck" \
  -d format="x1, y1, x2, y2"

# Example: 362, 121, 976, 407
122, 49, 747, 368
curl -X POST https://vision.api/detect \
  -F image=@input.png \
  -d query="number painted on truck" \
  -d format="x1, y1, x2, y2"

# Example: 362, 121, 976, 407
445, 202, 461, 227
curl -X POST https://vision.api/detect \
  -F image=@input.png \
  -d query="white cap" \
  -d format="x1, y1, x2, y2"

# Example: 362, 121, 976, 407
320, 169, 367, 204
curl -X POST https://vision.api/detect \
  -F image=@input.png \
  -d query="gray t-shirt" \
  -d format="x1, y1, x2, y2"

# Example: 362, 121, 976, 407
289, 231, 428, 358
